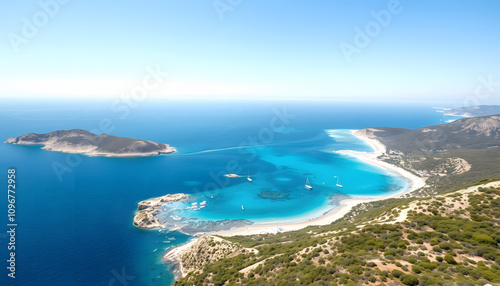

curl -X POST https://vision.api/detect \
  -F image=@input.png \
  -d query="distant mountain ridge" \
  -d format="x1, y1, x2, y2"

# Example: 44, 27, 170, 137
356, 114, 500, 155
6, 129, 176, 157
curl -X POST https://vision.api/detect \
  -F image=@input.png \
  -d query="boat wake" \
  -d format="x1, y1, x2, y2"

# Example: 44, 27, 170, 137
178, 145, 267, 155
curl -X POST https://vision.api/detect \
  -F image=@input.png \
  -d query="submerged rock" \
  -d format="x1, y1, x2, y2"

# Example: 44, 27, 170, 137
258, 189, 292, 201
175, 219, 254, 235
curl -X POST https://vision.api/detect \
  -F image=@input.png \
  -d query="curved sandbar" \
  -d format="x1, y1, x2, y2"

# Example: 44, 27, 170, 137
133, 193, 190, 229
6, 129, 176, 157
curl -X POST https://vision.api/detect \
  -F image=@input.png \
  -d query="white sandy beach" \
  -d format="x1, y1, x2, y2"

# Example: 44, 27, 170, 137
214, 130, 426, 237
164, 129, 428, 274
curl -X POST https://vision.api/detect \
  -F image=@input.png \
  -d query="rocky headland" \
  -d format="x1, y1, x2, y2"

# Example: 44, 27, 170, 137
133, 193, 190, 229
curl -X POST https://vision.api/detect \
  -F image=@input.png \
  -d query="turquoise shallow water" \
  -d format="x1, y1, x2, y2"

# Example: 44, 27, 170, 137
0, 100, 456, 285
150, 128, 408, 231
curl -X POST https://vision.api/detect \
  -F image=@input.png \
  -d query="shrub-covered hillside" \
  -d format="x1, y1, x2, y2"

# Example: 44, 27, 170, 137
173, 183, 500, 286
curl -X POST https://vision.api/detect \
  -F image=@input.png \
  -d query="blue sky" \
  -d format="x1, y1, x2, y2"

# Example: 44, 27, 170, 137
1, 0, 499, 103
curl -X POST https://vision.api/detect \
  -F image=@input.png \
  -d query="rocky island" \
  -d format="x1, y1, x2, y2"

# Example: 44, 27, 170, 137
5, 129, 176, 157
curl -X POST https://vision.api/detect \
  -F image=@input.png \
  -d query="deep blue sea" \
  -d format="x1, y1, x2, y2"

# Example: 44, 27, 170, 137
0, 100, 454, 285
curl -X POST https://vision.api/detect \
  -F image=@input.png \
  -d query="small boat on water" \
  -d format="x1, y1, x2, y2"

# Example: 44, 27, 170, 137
247, 171, 253, 182
305, 178, 313, 190
241, 205, 245, 211
336, 177, 343, 188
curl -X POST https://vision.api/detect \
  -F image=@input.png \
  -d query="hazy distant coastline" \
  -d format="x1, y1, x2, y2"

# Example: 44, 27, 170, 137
443, 105, 500, 117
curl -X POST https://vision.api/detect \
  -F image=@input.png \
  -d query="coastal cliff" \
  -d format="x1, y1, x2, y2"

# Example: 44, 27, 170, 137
6, 129, 176, 157
133, 193, 190, 229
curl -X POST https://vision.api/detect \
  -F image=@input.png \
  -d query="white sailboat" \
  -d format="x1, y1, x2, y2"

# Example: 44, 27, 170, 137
247, 171, 252, 182
336, 177, 343, 188
241, 205, 245, 211
305, 178, 313, 190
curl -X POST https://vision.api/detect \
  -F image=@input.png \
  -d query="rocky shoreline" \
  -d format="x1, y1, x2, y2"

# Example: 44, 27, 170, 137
133, 193, 254, 234
133, 193, 190, 229
163, 235, 258, 279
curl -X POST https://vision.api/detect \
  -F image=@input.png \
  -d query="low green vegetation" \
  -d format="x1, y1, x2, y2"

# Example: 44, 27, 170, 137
417, 148, 500, 194
174, 183, 500, 286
